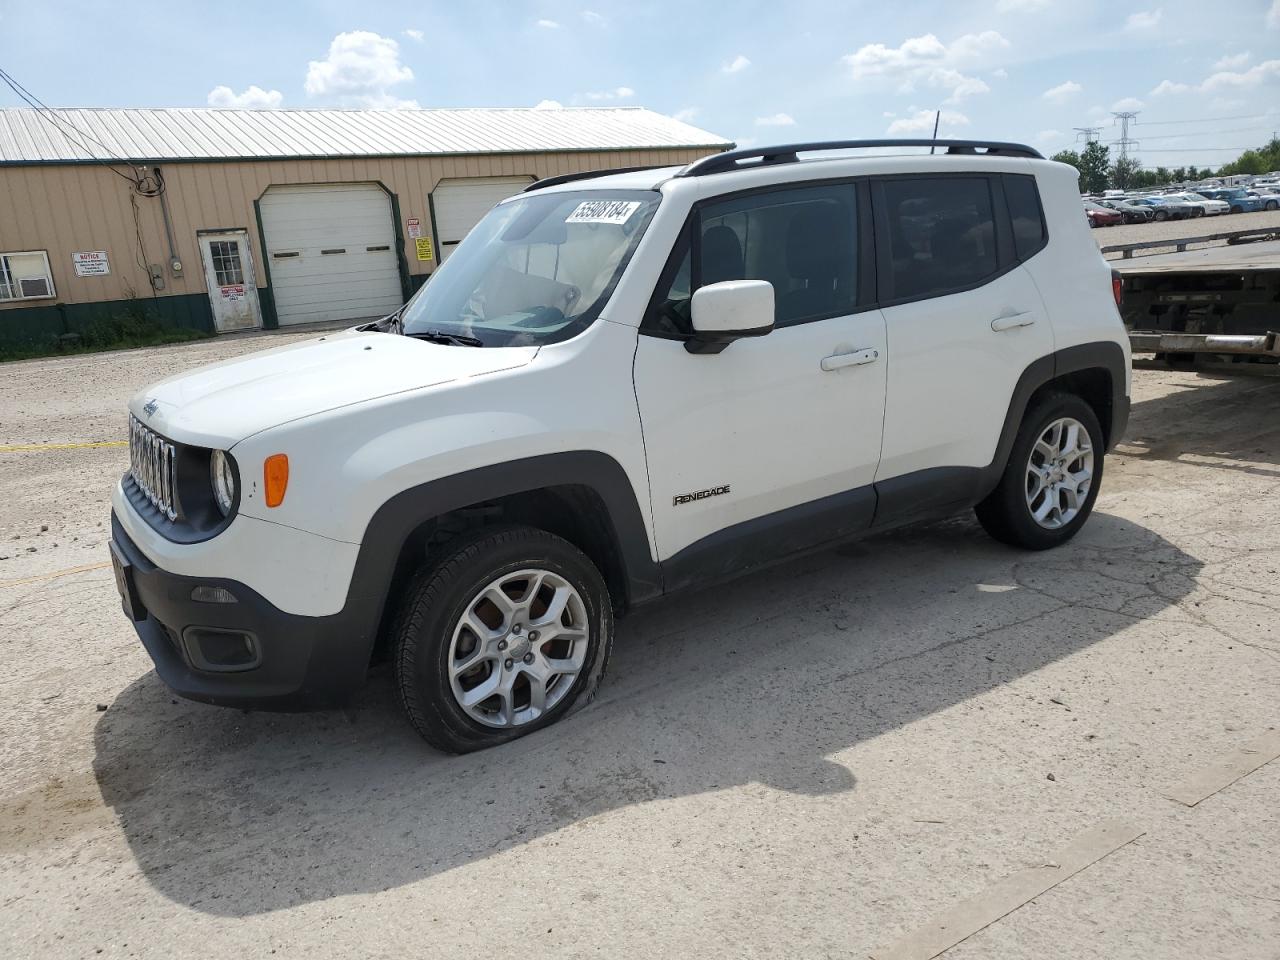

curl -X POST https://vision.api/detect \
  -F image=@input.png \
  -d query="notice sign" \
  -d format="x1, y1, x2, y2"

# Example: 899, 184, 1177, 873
220, 284, 245, 301
415, 237, 434, 261
406, 217, 423, 239
72, 250, 110, 276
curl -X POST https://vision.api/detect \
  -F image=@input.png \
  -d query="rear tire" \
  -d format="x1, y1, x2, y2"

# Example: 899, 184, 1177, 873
975, 392, 1105, 551
393, 525, 614, 753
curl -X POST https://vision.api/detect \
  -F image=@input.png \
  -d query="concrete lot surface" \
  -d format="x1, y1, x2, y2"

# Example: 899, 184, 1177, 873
2, 335, 1279, 959
1097, 207, 1280, 253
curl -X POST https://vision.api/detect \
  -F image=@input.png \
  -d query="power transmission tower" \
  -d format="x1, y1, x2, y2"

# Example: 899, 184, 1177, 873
1073, 126, 1102, 144
1111, 111, 1140, 161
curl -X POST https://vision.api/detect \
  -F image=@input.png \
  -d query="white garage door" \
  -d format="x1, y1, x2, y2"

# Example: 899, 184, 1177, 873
260, 183, 404, 326
432, 176, 534, 260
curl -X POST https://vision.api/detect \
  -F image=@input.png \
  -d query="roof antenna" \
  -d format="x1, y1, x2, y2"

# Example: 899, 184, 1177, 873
930, 110, 940, 154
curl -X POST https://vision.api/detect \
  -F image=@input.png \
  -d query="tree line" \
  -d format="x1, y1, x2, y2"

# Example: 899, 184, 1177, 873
1051, 137, 1280, 194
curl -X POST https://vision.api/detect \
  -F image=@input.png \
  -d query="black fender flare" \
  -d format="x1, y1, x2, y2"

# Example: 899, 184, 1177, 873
985, 340, 1129, 490
340, 451, 660, 663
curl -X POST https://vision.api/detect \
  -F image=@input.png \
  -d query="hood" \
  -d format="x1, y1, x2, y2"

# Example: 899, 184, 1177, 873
130, 329, 537, 448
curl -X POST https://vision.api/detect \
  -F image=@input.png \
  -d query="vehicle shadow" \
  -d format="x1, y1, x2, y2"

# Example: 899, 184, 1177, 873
92, 509, 1199, 917
1117, 371, 1280, 477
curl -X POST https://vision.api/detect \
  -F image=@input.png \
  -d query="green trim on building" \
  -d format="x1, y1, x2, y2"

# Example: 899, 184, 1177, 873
387, 189, 414, 302
0, 293, 215, 351
252, 197, 280, 330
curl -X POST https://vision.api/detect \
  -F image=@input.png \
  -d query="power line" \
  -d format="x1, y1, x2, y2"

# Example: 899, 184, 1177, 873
1137, 113, 1272, 126
1073, 126, 1102, 144
1112, 111, 1140, 162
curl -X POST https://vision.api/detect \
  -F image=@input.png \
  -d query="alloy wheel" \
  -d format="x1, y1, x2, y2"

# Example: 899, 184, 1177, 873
447, 568, 589, 728
1025, 417, 1094, 530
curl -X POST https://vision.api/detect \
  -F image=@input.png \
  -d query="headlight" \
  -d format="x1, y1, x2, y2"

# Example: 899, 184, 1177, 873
210, 450, 237, 516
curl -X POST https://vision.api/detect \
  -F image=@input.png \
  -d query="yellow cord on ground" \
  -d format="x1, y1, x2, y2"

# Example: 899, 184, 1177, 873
0, 562, 113, 588
0, 441, 128, 452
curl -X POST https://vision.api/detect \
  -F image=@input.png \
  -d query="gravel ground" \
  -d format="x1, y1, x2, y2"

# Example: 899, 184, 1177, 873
1095, 208, 1280, 255
2, 335, 1280, 959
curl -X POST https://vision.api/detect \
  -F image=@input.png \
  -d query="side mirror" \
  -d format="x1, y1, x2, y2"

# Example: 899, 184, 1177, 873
686, 280, 775, 354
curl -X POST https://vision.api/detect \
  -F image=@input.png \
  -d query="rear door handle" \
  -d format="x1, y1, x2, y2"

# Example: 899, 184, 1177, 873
991, 311, 1036, 332
821, 347, 880, 372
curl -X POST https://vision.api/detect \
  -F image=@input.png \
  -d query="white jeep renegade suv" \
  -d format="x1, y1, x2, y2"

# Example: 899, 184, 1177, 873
110, 139, 1130, 752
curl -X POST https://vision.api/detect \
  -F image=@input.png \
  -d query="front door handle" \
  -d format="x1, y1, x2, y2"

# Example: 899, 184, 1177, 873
821, 347, 880, 372
991, 311, 1036, 332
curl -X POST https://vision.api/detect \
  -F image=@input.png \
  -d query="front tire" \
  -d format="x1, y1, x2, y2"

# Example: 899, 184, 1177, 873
975, 392, 1104, 550
393, 525, 614, 753
1154, 210, 1168, 222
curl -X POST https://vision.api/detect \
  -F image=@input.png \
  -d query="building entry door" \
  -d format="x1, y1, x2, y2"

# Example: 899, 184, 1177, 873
198, 229, 263, 332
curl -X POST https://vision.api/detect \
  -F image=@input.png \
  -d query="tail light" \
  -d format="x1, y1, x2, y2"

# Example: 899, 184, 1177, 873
1111, 270, 1124, 308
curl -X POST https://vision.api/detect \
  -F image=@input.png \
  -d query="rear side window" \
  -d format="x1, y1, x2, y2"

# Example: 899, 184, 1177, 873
881, 177, 997, 302
646, 182, 858, 334
1004, 174, 1048, 260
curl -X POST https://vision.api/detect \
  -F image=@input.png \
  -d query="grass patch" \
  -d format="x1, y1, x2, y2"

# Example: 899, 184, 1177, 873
0, 302, 212, 362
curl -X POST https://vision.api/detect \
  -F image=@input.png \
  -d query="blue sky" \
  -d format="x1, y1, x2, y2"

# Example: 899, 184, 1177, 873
2, 0, 1278, 169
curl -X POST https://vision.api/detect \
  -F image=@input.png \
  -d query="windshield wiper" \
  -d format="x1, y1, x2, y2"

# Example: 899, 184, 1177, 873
404, 329, 485, 347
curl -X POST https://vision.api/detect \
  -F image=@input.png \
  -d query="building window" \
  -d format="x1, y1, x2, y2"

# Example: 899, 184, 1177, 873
207, 241, 245, 286
0, 251, 56, 302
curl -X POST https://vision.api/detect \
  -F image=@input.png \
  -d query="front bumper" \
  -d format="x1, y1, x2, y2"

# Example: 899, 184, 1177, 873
110, 513, 377, 709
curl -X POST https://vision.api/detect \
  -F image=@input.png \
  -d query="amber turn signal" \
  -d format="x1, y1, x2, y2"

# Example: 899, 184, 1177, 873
264, 454, 289, 507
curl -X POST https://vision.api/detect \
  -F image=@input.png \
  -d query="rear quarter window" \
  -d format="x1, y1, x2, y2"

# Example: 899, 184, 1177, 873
1003, 174, 1048, 260
880, 176, 998, 302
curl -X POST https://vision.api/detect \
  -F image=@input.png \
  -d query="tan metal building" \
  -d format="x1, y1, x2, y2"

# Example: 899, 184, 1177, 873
0, 107, 730, 350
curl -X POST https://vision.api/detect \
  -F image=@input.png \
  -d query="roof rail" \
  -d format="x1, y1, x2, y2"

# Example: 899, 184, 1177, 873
675, 139, 1043, 178
524, 165, 668, 192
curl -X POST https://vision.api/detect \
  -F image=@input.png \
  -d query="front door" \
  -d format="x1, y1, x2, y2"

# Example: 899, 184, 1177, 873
198, 230, 262, 332
633, 182, 887, 588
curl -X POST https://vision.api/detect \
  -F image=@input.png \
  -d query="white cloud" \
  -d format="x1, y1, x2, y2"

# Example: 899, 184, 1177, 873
1150, 79, 1190, 95
673, 107, 699, 123
1212, 51, 1250, 70
992, 67, 1008, 79
581, 9, 605, 24
842, 31, 1008, 104
722, 54, 751, 74
207, 84, 283, 109
886, 109, 969, 136
583, 86, 635, 101
996, 0, 1049, 9
1269, 1, 1279, 28
305, 31, 418, 108
1042, 80, 1082, 103
533, 99, 563, 110
536, 19, 560, 28
1200, 58, 1280, 90
402, 28, 424, 42
754, 112, 796, 126
1111, 96, 1145, 111
1125, 9, 1162, 30
1035, 129, 1062, 143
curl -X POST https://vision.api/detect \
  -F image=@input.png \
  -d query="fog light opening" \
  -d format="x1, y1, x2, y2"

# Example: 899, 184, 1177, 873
182, 627, 261, 673
191, 585, 238, 604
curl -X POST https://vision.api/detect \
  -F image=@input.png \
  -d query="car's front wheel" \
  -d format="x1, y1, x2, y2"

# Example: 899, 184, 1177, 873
393, 525, 613, 753
1153, 210, 1168, 222
976, 392, 1104, 550
1265, 200, 1279, 211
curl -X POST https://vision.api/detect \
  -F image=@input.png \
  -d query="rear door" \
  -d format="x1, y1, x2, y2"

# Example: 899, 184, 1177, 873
633, 181, 887, 586
872, 173, 1054, 521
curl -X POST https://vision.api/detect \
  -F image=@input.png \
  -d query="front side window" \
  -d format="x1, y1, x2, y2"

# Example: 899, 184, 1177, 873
0, 250, 55, 301
647, 182, 858, 334
401, 189, 659, 347
882, 177, 998, 302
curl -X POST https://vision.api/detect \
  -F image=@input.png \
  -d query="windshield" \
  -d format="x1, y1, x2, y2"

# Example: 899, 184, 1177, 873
401, 189, 660, 347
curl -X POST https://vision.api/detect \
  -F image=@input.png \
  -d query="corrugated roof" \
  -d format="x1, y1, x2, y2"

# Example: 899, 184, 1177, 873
0, 107, 732, 165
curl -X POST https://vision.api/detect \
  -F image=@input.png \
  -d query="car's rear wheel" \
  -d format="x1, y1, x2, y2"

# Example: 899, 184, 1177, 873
976, 392, 1104, 550
1266, 200, 1279, 211
393, 525, 613, 753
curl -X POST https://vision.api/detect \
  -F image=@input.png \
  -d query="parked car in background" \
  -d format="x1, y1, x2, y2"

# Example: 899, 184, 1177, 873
1246, 189, 1280, 211
1084, 201, 1124, 227
1198, 188, 1265, 213
1097, 198, 1154, 223
1167, 192, 1229, 217
1130, 196, 1194, 221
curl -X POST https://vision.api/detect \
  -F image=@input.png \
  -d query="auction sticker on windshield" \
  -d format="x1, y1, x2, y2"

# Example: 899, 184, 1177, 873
565, 200, 642, 225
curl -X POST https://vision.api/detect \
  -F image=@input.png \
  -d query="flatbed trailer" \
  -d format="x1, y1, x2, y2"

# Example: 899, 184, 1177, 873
1108, 231, 1280, 365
